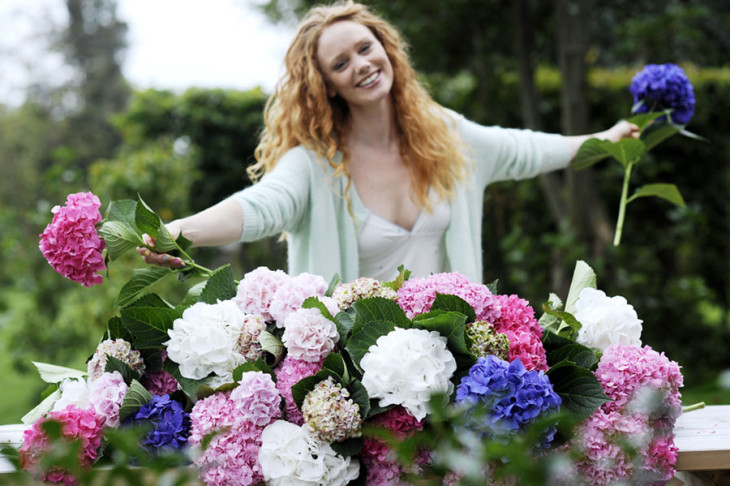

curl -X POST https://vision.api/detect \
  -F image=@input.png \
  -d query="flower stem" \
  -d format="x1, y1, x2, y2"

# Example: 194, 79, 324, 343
613, 161, 634, 246
682, 402, 706, 413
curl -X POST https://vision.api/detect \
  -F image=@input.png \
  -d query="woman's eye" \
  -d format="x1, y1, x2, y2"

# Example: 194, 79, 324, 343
359, 43, 371, 53
334, 60, 346, 71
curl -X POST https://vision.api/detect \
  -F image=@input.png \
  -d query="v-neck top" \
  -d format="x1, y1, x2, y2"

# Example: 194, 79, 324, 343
352, 187, 451, 281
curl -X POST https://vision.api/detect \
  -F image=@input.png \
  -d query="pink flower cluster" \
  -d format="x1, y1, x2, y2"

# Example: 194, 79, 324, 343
19, 405, 105, 484
268, 272, 329, 325
396, 272, 501, 322
490, 294, 547, 371
39, 192, 106, 287
274, 356, 323, 425
190, 374, 282, 486
282, 308, 340, 363
572, 344, 683, 484
141, 370, 179, 396
234, 266, 289, 321
87, 371, 128, 428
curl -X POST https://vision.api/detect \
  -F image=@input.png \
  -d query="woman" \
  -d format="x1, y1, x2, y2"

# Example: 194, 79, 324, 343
139, 1, 637, 283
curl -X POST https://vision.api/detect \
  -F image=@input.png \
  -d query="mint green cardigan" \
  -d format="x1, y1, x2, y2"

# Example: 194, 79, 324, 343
229, 112, 571, 283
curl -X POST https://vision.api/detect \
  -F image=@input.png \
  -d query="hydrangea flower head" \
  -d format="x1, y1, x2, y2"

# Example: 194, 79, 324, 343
193, 421, 265, 486
52, 378, 90, 412
281, 307, 339, 363
165, 300, 246, 380
274, 356, 323, 425
268, 272, 328, 325
19, 404, 105, 483
230, 371, 281, 427
491, 294, 543, 338
235, 314, 267, 362
234, 266, 290, 321
456, 355, 561, 438
302, 376, 362, 443
465, 320, 510, 361
142, 370, 179, 396
88, 371, 128, 428
189, 391, 236, 443
332, 277, 397, 310
396, 272, 500, 322
361, 327, 457, 420
575, 288, 643, 351
502, 327, 548, 371
127, 394, 190, 451
39, 191, 106, 287
630, 63, 696, 124
87, 338, 145, 381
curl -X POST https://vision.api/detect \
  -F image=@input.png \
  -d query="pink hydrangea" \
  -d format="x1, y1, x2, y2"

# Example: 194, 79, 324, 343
39, 192, 106, 287
281, 308, 339, 363
19, 405, 105, 484
189, 391, 237, 443
595, 344, 683, 416
87, 371, 128, 428
234, 267, 290, 321
268, 272, 329, 326
142, 370, 179, 396
502, 328, 548, 372
396, 272, 500, 322
193, 420, 264, 486
643, 435, 679, 482
229, 372, 282, 427
491, 294, 543, 338
273, 356, 323, 425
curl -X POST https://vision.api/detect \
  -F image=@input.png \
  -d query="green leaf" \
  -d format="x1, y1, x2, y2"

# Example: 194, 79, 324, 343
99, 220, 143, 260
321, 352, 349, 383
346, 320, 397, 371
541, 330, 575, 354
547, 343, 598, 369
382, 265, 411, 291
119, 380, 153, 421
302, 296, 336, 322
180, 281, 206, 308
135, 196, 160, 238
22, 388, 62, 425
351, 297, 411, 333
32, 362, 86, 383
640, 122, 681, 150
330, 437, 363, 457
541, 302, 581, 339
412, 311, 473, 368
627, 183, 686, 207
565, 261, 597, 315
350, 379, 371, 419
546, 362, 609, 421
105, 355, 141, 385
199, 264, 237, 304
232, 360, 276, 383
678, 128, 710, 143
430, 293, 476, 323
105, 316, 134, 343
291, 374, 324, 411
121, 305, 180, 349
163, 359, 203, 398
117, 267, 171, 308
105, 198, 138, 228
259, 330, 284, 365
597, 138, 646, 167
325, 273, 341, 297
486, 279, 499, 295
538, 293, 563, 332
573, 138, 612, 171
154, 218, 181, 253
335, 308, 356, 342
625, 112, 666, 130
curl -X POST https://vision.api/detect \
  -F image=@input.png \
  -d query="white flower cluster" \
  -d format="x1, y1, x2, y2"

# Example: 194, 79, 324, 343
575, 288, 643, 351
258, 420, 360, 486
86, 338, 145, 381
165, 300, 246, 380
235, 314, 267, 363
361, 327, 457, 420
302, 376, 362, 443
331, 277, 397, 310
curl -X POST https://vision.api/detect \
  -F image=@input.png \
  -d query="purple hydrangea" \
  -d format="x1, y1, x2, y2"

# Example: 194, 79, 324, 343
127, 394, 191, 451
456, 356, 561, 438
629, 63, 696, 125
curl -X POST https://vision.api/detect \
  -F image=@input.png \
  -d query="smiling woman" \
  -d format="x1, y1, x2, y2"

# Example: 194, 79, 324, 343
138, 0, 638, 284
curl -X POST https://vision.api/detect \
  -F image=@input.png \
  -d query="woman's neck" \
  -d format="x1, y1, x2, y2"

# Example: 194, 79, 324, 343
347, 98, 398, 149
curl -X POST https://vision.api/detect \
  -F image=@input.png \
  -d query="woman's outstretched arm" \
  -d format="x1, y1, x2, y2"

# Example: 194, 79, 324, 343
563, 120, 640, 160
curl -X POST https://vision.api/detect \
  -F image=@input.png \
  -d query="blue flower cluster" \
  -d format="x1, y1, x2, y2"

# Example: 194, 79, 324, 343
629, 63, 696, 125
455, 356, 561, 436
128, 394, 190, 451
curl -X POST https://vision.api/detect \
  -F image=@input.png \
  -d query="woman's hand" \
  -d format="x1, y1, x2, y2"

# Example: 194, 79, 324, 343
136, 222, 186, 268
603, 120, 640, 143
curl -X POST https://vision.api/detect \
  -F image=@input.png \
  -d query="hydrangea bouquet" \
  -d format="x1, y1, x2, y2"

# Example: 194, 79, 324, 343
574, 62, 705, 246
15, 194, 687, 485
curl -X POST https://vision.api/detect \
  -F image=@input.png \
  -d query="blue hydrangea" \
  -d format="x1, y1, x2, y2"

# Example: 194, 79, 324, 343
629, 63, 696, 125
455, 356, 561, 438
128, 394, 190, 451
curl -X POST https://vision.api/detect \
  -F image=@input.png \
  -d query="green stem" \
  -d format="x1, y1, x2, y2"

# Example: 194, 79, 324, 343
682, 401, 706, 413
613, 161, 634, 246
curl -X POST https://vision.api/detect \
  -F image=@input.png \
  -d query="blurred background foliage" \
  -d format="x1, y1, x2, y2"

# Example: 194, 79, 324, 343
0, 0, 728, 423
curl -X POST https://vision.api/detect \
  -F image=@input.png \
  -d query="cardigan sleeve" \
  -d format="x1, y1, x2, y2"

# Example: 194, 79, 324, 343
454, 113, 573, 187
227, 146, 313, 242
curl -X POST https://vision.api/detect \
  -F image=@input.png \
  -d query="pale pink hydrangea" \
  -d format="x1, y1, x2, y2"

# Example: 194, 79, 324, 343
87, 339, 145, 381
229, 372, 281, 427
302, 376, 362, 443
643, 435, 679, 482
39, 192, 106, 287
332, 277, 398, 310
193, 420, 264, 486
281, 308, 339, 363
274, 356, 323, 425
142, 370, 179, 396
502, 328, 548, 372
189, 391, 237, 443
19, 405, 105, 484
235, 314, 267, 362
268, 272, 328, 326
396, 272, 501, 322
233, 266, 290, 321
87, 371, 128, 428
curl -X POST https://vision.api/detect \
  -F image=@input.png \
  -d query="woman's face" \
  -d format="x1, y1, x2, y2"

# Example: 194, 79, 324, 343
316, 20, 394, 109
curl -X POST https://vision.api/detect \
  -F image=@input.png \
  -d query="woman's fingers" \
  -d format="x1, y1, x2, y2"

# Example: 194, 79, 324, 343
136, 234, 185, 267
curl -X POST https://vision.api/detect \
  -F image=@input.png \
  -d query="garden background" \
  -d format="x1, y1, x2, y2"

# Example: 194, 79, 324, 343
0, 0, 728, 425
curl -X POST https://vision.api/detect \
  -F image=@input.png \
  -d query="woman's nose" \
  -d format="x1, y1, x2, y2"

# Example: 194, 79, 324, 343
355, 55, 371, 73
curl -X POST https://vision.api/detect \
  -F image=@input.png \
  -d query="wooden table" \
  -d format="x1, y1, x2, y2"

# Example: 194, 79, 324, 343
671, 405, 730, 485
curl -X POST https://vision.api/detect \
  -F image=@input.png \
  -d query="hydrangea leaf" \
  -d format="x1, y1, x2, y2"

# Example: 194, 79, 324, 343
118, 379, 153, 421
117, 267, 172, 308
135, 196, 160, 238
345, 319, 397, 372
199, 264, 236, 304
412, 310, 473, 368
163, 360, 203, 399
565, 260, 597, 315
382, 265, 411, 291
538, 293, 563, 332
627, 183, 686, 207
325, 273, 341, 297
99, 220, 144, 261
291, 372, 331, 410
541, 330, 575, 354
573, 138, 613, 171
258, 330, 284, 366
32, 362, 86, 384
626, 112, 666, 130
640, 121, 681, 150
104, 316, 135, 343
322, 352, 349, 384
232, 359, 276, 383
597, 138, 646, 167
302, 296, 336, 322
121, 305, 181, 349
430, 293, 477, 323
351, 297, 410, 335
541, 302, 581, 339
179, 281, 206, 308
546, 343, 598, 370
546, 361, 609, 421
330, 437, 363, 458
105, 355, 142, 385
349, 379, 371, 420
21, 388, 62, 425
334, 308, 356, 344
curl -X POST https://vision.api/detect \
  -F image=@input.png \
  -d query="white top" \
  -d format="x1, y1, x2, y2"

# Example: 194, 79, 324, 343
355, 189, 451, 281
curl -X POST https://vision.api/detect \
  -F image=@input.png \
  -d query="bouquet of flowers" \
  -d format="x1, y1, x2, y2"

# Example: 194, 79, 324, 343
574, 62, 704, 246
15, 193, 686, 485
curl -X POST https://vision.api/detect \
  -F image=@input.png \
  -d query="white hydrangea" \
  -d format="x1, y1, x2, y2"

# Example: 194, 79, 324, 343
360, 327, 457, 420
574, 287, 643, 351
165, 300, 246, 380
258, 420, 360, 486
52, 378, 90, 411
